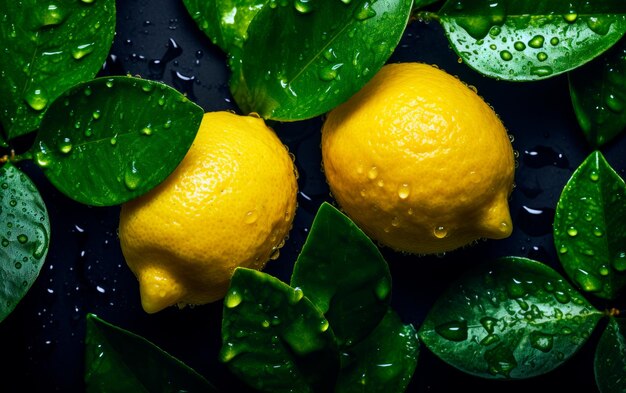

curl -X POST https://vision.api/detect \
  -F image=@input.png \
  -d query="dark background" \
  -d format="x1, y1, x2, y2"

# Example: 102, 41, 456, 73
1, 0, 625, 392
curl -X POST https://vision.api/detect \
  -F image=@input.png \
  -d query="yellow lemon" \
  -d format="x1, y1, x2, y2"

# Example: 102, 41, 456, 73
321, 63, 515, 254
119, 111, 298, 313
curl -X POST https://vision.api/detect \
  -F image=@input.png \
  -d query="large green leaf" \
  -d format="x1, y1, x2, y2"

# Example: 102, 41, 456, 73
439, 0, 626, 81
419, 257, 602, 379
569, 37, 626, 147
0, 0, 116, 140
595, 318, 626, 393
336, 309, 418, 393
0, 163, 50, 322
84, 313, 217, 393
554, 151, 626, 299
290, 202, 392, 347
221, 268, 339, 393
231, 0, 413, 120
33, 76, 203, 206
182, 0, 268, 53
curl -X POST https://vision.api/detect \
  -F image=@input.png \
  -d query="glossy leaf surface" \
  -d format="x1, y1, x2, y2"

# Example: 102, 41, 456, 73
85, 313, 217, 392
34, 76, 203, 206
0, 0, 116, 140
0, 163, 50, 322
232, 0, 413, 120
439, 0, 626, 81
569, 37, 626, 147
336, 309, 418, 393
182, 0, 267, 53
595, 318, 626, 393
221, 268, 339, 393
554, 151, 626, 299
291, 202, 392, 347
419, 257, 602, 379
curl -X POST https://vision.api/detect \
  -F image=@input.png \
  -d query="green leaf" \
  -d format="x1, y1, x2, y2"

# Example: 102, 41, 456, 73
84, 313, 217, 393
231, 0, 413, 120
595, 318, 626, 393
418, 257, 602, 379
0, 0, 116, 140
0, 163, 50, 322
336, 309, 418, 393
439, 0, 626, 81
414, 0, 441, 9
33, 76, 204, 207
291, 202, 392, 347
182, 0, 268, 53
221, 267, 339, 393
554, 151, 626, 299
569, 37, 626, 147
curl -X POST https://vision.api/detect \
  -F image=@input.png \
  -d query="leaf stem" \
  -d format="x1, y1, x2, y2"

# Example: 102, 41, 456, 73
412, 11, 440, 23
0, 150, 31, 164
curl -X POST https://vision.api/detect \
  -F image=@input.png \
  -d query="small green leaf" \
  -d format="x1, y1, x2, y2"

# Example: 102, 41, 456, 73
439, 0, 626, 81
0, 0, 116, 140
336, 309, 418, 393
232, 0, 413, 120
182, 0, 268, 53
554, 151, 626, 299
33, 76, 204, 206
419, 257, 602, 379
0, 163, 50, 322
595, 318, 626, 393
221, 268, 339, 393
291, 202, 392, 347
84, 313, 217, 393
569, 37, 626, 147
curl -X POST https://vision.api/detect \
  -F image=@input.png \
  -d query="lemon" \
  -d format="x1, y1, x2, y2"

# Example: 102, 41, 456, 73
321, 63, 515, 255
119, 111, 298, 313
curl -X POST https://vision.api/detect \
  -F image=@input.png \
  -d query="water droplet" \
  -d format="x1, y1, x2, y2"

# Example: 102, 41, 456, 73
354, 2, 376, 21
245, 210, 258, 224
105, 79, 114, 88
554, 289, 570, 304
480, 316, 498, 334
606, 93, 624, 113
528, 35, 545, 49
124, 162, 141, 191
261, 320, 270, 328
484, 343, 517, 377
294, 0, 314, 13
320, 319, 329, 332
220, 343, 239, 362
530, 331, 553, 352
318, 64, 342, 81
110, 136, 117, 146
397, 183, 410, 199
589, 170, 600, 182
431, 226, 446, 239
599, 265, 610, 276
40, 4, 67, 27
574, 268, 602, 292
17, 234, 28, 244
537, 52, 548, 62
567, 227, 578, 237
550, 37, 560, 46
506, 278, 526, 298
225, 290, 242, 308
367, 167, 378, 180
563, 12, 577, 23
1, 238, 9, 247
269, 247, 280, 260
516, 205, 555, 237
92, 110, 101, 120
291, 287, 304, 304
480, 334, 500, 346
489, 26, 501, 36
558, 245, 568, 254
25, 88, 48, 111
140, 126, 153, 136
612, 252, 626, 272
35, 151, 51, 168
513, 41, 526, 51
593, 227, 603, 237
58, 137, 73, 154
14, 261, 22, 269
587, 16, 612, 35
164, 120, 172, 129
72, 43, 95, 60
499, 50, 512, 61
530, 66, 553, 77
435, 320, 468, 342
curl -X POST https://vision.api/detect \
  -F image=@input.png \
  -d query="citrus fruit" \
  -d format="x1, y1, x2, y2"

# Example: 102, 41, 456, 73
119, 111, 298, 313
321, 62, 515, 255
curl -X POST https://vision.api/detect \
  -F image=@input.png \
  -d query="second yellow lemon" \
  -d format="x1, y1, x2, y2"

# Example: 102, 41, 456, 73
119, 111, 298, 313
322, 63, 515, 254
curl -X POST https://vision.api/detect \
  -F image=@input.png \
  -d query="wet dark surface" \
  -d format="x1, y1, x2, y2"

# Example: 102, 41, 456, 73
1, 1, 625, 392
